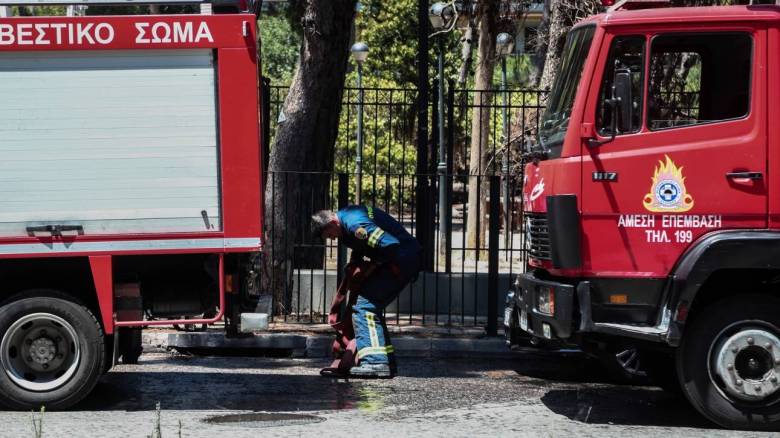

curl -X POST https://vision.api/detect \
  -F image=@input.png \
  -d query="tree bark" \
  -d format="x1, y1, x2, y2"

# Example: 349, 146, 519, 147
538, 0, 566, 91
538, 0, 601, 90
465, 1, 498, 256
530, 0, 552, 87
261, 0, 357, 315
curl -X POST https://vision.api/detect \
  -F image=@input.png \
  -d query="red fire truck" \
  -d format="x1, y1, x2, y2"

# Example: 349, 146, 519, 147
505, 2, 780, 430
0, 0, 264, 410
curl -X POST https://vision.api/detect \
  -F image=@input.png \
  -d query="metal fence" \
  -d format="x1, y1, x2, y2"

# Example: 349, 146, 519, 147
263, 81, 548, 331
649, 90, 701, 129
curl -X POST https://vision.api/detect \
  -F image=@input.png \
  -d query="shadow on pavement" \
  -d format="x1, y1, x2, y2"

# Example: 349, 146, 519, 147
76, 372, 363, 413
75, 355, 589, 413
73, 352, 715, 432
540, 386, 715, 429
508, 352, 716, 429
134, 354, 319, 369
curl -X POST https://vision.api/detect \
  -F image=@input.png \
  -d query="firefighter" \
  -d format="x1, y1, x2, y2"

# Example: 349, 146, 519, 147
311, 206, 421, 378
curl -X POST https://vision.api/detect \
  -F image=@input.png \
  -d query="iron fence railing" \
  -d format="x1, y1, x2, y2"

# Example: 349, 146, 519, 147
263, 82, 548, 329
649, 90, 701, 129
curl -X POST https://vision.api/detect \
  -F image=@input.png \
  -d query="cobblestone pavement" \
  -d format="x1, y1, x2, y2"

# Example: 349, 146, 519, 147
0, 352, 772, 438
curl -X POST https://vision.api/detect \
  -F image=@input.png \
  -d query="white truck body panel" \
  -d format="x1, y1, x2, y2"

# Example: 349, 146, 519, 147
0, 49, 221, 236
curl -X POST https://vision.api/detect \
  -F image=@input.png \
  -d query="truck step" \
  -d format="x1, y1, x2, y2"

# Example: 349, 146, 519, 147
594, 322, 667, 335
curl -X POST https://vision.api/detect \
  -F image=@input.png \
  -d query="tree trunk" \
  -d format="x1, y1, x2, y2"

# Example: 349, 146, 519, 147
261, 0, 357, 315
465, 1, 498, 257
538, 0, 567, 91
529, 0, 552, 87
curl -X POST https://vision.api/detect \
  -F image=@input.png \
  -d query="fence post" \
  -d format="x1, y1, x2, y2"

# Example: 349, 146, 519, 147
445, 80, 455, 273
415, 0, 431, 272
261, 77, 271, 177
336, 173, 348, 286
487, 175, 500, 336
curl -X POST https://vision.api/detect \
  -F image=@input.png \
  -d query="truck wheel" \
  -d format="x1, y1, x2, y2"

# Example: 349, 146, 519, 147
0, 291, 105, 410
118, 328, 143, 365
678, 294, 780, 430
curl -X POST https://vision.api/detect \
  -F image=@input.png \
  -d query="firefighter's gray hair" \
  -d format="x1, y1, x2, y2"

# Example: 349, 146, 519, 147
311, 210, 336, 239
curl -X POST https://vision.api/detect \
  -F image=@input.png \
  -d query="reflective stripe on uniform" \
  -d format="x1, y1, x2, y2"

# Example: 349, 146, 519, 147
367, 228, 385, 248
357, 345, 395, 359
366, 312, 379, 347
367, 206, 374, 219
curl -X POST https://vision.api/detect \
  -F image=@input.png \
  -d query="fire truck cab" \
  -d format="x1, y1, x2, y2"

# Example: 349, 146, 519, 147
0, 0, 264, 410
506, 3, 780, 430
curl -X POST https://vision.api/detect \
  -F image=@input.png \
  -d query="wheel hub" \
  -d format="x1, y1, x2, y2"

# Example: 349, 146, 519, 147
1, 313, 81, 392
28, 337, 57, 365
715, 329, 780, 401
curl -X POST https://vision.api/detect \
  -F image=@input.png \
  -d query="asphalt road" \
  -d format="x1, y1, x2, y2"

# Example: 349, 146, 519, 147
0, 352, 771, 438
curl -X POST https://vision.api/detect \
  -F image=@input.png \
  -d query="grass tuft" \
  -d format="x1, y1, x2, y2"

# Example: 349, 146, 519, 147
30, 406, 44, 438
148, 402, 162, 438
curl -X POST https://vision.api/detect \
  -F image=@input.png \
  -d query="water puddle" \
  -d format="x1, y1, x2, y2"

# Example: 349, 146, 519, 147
204, 412, 326, 428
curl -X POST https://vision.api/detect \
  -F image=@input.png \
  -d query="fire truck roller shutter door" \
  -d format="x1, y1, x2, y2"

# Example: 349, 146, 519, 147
0, 49, 221, 236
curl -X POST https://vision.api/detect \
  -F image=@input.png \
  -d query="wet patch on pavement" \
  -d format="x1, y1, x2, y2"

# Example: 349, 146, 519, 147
204, 412, 325, 428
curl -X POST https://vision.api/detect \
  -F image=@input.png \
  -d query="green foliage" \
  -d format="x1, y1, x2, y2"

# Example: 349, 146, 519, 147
497, 54, 538, 88
263, 1, 546, 208
258, 13, 302, 84
356, 0, 461, 89
11, 5, 66, 16
334, 84, 418, 206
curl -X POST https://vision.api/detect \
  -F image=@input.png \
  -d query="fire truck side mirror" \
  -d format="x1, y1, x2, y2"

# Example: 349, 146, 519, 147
613, 68, 633, 133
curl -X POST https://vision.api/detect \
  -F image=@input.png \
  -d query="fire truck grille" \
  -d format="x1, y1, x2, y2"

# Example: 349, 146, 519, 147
525, 213, 551, 261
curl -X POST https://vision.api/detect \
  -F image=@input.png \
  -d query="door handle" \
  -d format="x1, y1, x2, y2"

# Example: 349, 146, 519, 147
26, 225, 84, 237
726, 171, 763, 180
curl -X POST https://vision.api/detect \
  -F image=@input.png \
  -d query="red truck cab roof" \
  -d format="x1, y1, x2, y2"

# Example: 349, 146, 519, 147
580, 4, 780, 28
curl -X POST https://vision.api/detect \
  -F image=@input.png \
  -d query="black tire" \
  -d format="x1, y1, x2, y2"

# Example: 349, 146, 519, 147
677, 294, 780, 430
118, 328, 143, 365
0, 290, 105, 410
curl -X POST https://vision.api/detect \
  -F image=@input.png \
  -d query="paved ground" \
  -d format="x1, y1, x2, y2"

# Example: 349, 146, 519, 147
0, 352, 771, 438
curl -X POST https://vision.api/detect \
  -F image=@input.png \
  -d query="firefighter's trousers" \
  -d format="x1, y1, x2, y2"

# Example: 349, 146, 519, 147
353, 250, 420, 364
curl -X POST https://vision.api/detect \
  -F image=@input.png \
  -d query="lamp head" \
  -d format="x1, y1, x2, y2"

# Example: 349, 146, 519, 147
496, 32, 515, 57
350, 42, 369, 63
429, 2, 455, 31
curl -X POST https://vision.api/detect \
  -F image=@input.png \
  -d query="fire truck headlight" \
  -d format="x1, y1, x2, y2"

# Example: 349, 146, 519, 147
537, 286, 555, 316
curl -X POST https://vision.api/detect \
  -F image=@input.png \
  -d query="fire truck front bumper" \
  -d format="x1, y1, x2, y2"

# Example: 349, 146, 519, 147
510, 272, 576, 340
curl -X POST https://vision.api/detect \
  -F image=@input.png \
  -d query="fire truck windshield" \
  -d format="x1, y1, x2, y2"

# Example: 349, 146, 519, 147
538, 25, 595, 158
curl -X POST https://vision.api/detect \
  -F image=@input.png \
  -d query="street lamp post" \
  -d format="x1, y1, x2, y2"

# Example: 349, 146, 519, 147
496, 32, 514, 252
350, 42, 369, 204
429, 2, 454, 257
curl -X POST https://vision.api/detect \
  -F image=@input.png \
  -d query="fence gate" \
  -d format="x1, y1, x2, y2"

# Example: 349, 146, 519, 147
264, 80, 548, 333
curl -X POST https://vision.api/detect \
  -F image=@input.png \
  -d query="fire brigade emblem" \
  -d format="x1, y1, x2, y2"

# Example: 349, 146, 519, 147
643, 155, 694, 212
355, 227, 368, 240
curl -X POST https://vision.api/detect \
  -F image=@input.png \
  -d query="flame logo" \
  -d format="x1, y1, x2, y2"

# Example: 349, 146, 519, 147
529, 178, 545, 202
643, 155, 694, 212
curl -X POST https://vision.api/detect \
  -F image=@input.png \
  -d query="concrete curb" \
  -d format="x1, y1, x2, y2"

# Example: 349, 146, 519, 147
143, 331, 524, 359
